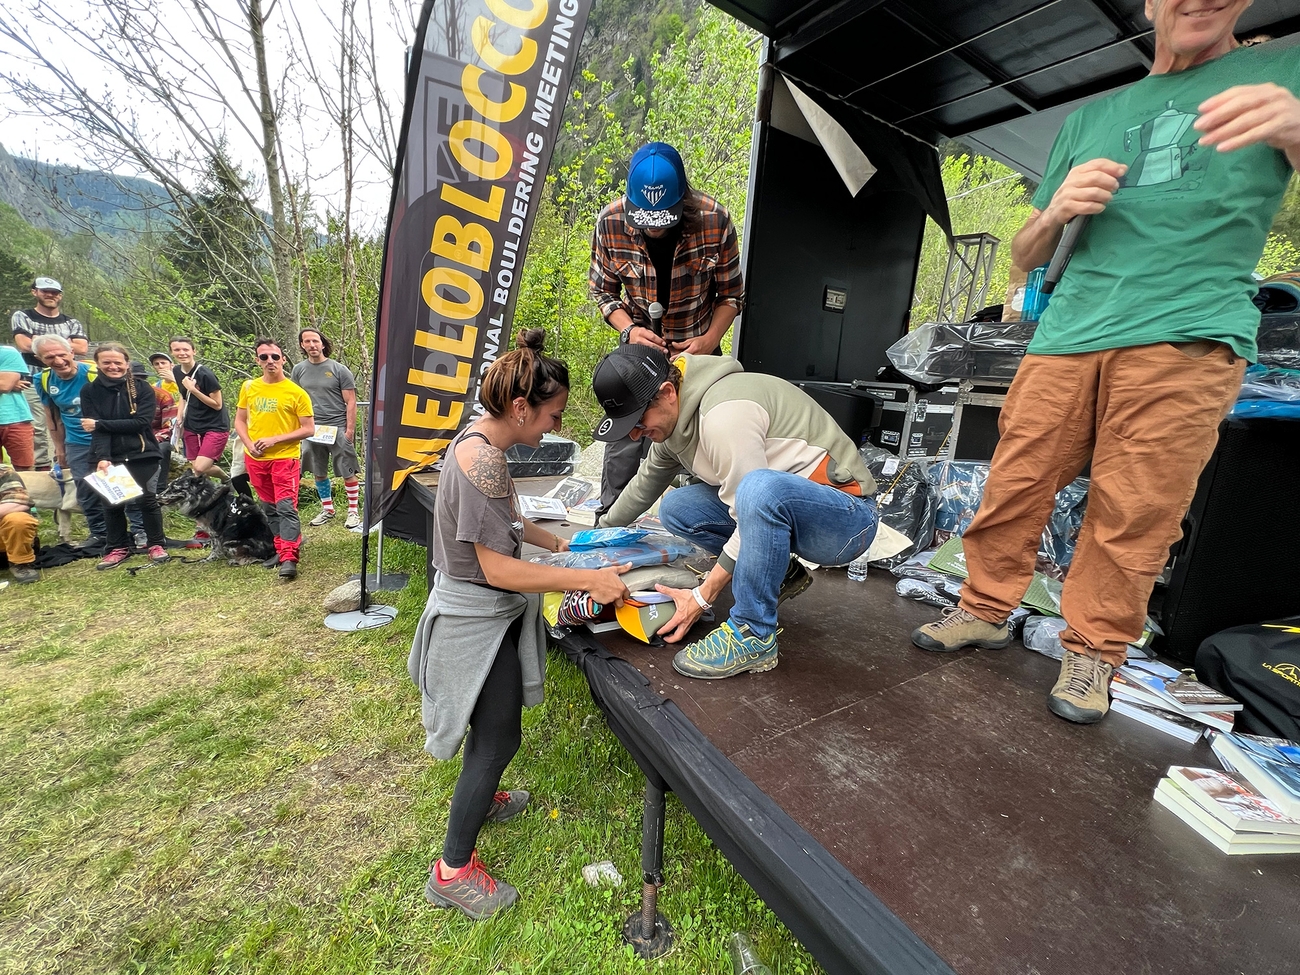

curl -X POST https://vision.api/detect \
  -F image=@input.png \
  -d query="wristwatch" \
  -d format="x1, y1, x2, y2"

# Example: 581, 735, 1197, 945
618, 326, 633, 345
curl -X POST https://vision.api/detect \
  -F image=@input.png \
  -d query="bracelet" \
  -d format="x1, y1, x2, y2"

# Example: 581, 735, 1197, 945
691, 587, 711, 611
552, 533, 562, 553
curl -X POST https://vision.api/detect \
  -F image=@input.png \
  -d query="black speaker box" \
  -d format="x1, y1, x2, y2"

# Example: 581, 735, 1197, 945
1156, 418, 1300, 663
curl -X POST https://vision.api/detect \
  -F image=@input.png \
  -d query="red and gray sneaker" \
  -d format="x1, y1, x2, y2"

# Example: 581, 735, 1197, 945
96, 548, 132, 570
484, 789, 530, 824
424, 850, 519, 919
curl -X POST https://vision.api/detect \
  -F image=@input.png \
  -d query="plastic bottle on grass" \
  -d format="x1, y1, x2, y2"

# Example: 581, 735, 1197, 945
729, 933, 775, 975
847, 553, 870, 582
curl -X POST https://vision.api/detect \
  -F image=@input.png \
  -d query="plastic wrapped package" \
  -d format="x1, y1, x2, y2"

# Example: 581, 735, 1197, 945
896, 577, 960, 609
885, 320, 1038, 385
928, 461, 989, 536
569, 527, 649, 549
857, 445, 938, 568
1023, 615, 1068, 660
1256, 312, 1300, 370
505, 433, 581, 478
530, 533, 705, 570
1040, 477, 1089, 573
1229, 364, 1300, 419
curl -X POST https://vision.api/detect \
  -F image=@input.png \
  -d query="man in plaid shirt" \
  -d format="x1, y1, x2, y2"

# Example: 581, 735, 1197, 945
589, 142, 744, 511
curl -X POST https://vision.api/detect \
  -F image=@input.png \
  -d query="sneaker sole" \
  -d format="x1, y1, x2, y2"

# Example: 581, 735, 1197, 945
910, 630, 1012, 653
777, 572, 813, 606
672, 655, 778, 680
423, 879, 519, 919
1047, 695, 1108, 724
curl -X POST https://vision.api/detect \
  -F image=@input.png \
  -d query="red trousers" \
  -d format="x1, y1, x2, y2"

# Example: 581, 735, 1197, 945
246, 455, 303, 562
959, 341, 1245, 668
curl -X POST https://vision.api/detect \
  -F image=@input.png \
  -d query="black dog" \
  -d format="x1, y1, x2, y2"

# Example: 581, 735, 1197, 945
158, 471, 277, 565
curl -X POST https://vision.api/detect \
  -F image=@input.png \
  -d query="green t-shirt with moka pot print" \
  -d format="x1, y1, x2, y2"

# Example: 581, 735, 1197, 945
1029, 40, 1300, 362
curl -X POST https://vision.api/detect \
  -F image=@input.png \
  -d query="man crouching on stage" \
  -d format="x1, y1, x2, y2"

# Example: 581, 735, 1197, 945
592, 346, 878, 680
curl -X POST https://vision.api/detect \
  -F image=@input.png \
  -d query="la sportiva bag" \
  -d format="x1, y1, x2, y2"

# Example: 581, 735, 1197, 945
1195, 618, 1300, 743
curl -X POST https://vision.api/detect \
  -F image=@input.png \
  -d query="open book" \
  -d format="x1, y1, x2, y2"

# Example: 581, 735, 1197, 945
84, 465, 144, 506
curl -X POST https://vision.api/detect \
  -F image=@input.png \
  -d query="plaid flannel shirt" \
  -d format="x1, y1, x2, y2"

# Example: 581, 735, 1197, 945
589, 193, 744, 344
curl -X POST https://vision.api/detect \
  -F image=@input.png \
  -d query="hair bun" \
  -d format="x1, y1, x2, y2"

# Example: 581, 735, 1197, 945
515, 327, 546, 353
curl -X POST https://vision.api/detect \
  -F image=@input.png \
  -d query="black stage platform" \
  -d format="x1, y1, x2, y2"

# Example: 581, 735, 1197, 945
558, 569, 1300, 975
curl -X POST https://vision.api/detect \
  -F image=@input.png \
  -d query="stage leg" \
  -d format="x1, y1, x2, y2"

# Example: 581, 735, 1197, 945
622, 775, 674, 958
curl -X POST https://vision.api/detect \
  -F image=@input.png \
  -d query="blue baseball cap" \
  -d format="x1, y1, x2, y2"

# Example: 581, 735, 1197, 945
625, 142, 685, 230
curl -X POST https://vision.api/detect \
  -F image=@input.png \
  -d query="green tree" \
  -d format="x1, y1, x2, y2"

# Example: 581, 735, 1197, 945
0, 248, 34, 318
163, 149, 275, 345
912, 153, 1035, 325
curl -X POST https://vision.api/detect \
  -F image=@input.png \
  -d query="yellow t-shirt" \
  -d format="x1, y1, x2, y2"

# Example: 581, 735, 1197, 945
237, 377, 314, 460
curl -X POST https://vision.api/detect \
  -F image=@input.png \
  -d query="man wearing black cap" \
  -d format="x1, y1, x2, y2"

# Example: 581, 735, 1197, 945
592, 345, 879, 680
10, 277, 89, 470
589, 142, 744, 514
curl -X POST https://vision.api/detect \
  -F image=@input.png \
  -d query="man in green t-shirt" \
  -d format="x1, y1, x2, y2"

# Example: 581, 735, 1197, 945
913, 0, 1300, 725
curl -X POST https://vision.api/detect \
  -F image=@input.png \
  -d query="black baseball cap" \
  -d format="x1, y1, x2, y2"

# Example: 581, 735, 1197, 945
592, 345, 670, 442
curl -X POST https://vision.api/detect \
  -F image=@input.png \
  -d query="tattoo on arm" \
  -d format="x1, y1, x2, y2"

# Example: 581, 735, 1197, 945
464, 443, 510, 498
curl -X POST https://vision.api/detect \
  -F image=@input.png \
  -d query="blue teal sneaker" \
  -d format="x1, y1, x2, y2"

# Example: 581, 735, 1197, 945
672, 620, 778, 679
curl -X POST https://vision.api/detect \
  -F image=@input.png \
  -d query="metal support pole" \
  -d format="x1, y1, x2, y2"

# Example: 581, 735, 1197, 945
622, 777, 674, 957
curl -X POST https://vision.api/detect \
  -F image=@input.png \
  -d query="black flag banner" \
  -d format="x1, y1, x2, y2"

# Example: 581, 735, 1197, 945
367, 0, 594, 524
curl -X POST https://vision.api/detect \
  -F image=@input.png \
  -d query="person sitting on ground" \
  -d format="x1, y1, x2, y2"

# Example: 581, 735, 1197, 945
412, 329, 631, 921
233, 338, 315, 581
34, 335, 109, 547
291, 328, 362, 529
79, 343, 169, 570
0, 462, 39, 584
909, 0, 1300, 726
592, 345, 879, 680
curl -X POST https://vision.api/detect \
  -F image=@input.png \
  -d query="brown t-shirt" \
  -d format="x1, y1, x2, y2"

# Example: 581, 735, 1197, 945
431, 429, 524, 585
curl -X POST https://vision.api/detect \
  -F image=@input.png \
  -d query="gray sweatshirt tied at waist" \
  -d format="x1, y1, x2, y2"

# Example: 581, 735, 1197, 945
407, 571, 547, 760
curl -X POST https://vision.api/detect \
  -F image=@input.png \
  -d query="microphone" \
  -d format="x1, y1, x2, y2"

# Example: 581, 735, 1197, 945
1042, 215, 1090, 295
647, 301, 664, 336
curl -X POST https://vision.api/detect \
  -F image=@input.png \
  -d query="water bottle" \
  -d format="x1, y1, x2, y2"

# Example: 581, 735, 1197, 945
730, 933, 775, 975
1022, 263, 1050, 321
847, 553, 870, 582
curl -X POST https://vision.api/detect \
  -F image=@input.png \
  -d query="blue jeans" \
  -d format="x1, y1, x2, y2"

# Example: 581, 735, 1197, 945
64, 441, 108, 538
660, 470, 878, 638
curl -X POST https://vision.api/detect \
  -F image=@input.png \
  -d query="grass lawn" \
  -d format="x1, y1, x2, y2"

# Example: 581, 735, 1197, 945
0, 502, 824, 974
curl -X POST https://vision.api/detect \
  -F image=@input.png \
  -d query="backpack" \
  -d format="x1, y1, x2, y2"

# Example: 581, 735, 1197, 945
1196, 619, 1300, 744
41, 363, 96, 394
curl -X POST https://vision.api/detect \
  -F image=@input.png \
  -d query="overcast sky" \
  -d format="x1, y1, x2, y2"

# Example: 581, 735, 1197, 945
0, 0, 419, 233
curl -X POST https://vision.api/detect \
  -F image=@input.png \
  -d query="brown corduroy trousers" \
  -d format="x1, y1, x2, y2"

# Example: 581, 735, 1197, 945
959, 341, 1246, 668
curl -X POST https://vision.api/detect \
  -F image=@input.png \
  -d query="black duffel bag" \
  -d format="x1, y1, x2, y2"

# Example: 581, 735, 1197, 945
1196, 618, 1300, 743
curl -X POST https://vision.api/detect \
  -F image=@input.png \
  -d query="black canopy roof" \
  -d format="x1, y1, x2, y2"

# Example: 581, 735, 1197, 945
711, 0, 1300, 176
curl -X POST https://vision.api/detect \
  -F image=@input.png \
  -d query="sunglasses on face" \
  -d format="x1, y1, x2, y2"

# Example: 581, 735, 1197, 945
257, 352, 283, 362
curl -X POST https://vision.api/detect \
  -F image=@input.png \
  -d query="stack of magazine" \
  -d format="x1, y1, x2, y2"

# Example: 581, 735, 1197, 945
1153, 735, 1300, 854
1109, 659, 1240, 743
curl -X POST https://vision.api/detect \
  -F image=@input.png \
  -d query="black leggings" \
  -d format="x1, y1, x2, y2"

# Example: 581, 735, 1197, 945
104, 458, 164, 550
442, 616, 525, 868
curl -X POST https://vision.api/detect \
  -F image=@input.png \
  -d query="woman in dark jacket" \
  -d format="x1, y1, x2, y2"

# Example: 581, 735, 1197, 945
80, 342, 169, 569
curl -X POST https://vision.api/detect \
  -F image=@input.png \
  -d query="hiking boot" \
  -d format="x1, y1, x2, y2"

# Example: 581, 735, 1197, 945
261, 554, 281, 569
344, 510, 362, 530
673, 620, 778, 679
777, 557, 813, 606
911, 607, 1011, 653
279, 560, 299, 580
11, 564, 38, 584
147, 545, 170, 564
1048, 650, 1114, 724
75, 534, 103, 551
309, 509, 335, 527
425, 850, 519, 920
484, 790, 530, 825
133, 530, 148, 550
96, 548, 132, 570
183, 534, 208, 549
